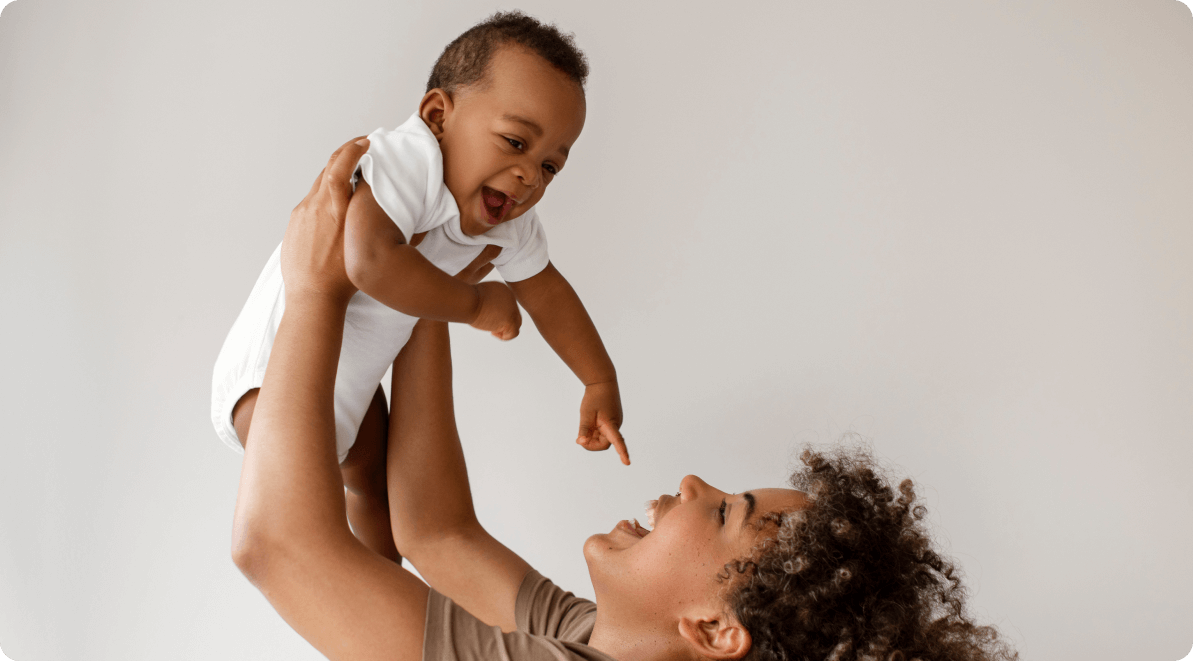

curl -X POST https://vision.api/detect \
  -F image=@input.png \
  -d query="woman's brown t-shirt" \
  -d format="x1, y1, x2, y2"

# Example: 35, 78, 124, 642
422, 570, 618, 661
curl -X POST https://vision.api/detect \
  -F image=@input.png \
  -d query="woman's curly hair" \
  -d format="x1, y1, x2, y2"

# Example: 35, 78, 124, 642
722, 446, 1018, 661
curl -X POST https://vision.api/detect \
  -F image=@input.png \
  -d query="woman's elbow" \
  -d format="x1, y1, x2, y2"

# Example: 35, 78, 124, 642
230, 515, 277, 581
231, 524, 259, 574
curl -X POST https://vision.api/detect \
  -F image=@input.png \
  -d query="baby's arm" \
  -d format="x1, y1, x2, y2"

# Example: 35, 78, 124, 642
344, 181, 520, 339
508, 263, 628, 465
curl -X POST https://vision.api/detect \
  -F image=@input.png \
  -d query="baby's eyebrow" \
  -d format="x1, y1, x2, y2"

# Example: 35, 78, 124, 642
501, 113, 543, 137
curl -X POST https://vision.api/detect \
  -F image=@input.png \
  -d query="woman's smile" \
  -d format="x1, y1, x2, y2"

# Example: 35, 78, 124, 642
616, 519, 650, 539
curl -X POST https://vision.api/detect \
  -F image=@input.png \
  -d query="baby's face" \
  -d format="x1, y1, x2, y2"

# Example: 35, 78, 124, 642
426, 46, 586, 236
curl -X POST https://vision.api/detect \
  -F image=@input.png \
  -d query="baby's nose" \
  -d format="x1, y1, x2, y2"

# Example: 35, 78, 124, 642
515, 161, 542, 189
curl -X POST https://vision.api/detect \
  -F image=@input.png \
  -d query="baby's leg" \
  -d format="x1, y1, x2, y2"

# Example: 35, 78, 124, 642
340, 386, 400, 563
230, 388, 260, 447
231, 387, 400, 563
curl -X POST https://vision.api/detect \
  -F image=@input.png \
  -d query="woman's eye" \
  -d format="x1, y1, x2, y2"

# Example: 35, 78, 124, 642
718, 499, 727, 524
506, 137, 524, 150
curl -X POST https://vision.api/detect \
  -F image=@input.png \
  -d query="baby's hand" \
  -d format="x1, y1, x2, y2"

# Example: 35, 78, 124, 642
470, 281, 521, 341
577, 381, 629, 465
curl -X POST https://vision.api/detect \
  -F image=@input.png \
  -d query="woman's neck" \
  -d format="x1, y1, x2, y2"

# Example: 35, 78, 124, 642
587, 609, 693, 661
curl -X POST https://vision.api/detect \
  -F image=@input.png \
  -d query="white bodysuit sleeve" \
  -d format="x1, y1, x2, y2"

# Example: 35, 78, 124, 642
492, 207, 550, 282
354, 121, 454, 240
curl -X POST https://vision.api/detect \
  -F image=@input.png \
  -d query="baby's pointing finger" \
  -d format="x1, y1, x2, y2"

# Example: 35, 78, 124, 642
600, 419, 630, 466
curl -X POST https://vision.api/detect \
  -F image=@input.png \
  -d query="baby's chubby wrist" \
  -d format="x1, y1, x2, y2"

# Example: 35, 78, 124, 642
468, 282, 502, 325
467, 282, 522, 340
582, 375, 618, 389
466, 284, 484, 324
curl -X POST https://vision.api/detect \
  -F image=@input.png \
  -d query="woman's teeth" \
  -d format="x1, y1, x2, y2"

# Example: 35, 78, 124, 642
644, 500, 658, 529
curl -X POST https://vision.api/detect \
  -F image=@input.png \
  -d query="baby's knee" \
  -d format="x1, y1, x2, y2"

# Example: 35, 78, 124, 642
341, 459, 387, 499
231, 388, 260, 449
341, 429, 387, 497
341, 387, 389, 496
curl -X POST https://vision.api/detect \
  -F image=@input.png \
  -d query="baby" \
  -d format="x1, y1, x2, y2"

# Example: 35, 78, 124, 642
211, 12, 625, 561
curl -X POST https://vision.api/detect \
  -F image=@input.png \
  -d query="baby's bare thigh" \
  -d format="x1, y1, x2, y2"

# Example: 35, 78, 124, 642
231, 388, 260, 449
340, 386, 389, 495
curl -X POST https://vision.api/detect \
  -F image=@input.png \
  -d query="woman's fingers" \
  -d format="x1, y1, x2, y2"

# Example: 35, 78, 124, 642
323, 137, 369, 203
300, 137, 368, 205
307, 167, 326, 199
453, 245, 501, 285
463, 263, 495, 285
281, 137, 370, 299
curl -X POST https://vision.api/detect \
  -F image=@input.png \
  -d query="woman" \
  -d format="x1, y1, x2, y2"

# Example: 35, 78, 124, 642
231, 138, 1018, 661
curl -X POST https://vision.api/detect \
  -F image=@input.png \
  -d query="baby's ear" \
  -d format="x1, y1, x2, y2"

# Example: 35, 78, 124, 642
418, 89, 452, 140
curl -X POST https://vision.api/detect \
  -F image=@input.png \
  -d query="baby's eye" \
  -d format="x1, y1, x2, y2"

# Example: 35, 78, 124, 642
718, 499, 727, 524
505, 137, 524, 150
543, 164, 558, 175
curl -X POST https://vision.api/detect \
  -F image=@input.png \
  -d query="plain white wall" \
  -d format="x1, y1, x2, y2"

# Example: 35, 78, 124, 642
1, 1, 1191, 659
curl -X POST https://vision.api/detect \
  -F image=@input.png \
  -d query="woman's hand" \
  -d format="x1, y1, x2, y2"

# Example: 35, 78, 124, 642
453, 245, 502, 285
280, 137, 370, 304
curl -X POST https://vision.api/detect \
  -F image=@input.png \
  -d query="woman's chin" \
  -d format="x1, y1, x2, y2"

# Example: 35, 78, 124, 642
582, 532, 606, 560
582, 532, 621, 569
582, 535, 619, 596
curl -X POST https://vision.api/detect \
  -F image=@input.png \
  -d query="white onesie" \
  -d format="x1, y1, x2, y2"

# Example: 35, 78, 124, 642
211, 114, 550, 460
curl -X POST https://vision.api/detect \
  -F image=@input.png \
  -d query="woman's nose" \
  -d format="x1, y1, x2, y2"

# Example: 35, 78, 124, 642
679, 475, 712, 502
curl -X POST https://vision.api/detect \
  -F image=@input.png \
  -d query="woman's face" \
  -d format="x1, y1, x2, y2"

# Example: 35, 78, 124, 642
583, 475, 808, 624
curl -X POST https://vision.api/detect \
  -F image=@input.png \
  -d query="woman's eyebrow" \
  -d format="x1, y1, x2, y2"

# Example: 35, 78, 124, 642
739, 492, 757, 530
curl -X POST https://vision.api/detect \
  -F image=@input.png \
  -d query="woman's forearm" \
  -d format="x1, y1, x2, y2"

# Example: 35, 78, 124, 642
232, 293, 353, 559
385, 319, 532, 632
387, 320, 480, 544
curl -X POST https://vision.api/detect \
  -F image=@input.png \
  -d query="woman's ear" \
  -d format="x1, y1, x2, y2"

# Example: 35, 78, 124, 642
677, 613, 751, 660
418, 89, 453, 141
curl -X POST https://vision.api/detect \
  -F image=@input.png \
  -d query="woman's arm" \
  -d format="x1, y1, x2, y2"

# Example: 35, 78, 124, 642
230, 138, 429, 661
386, 315, 533, 633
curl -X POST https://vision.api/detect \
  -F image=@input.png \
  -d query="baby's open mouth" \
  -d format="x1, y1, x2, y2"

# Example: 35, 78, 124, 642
481, 186, 516, 224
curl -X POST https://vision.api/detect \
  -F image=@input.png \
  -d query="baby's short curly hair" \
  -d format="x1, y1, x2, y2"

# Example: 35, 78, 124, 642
426, 11, 588, 95
723, 446, 1018, 661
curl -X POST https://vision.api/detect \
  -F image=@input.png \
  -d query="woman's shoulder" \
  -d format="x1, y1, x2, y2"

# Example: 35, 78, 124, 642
515, 570, 598, 643
424, 578, 614, 661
